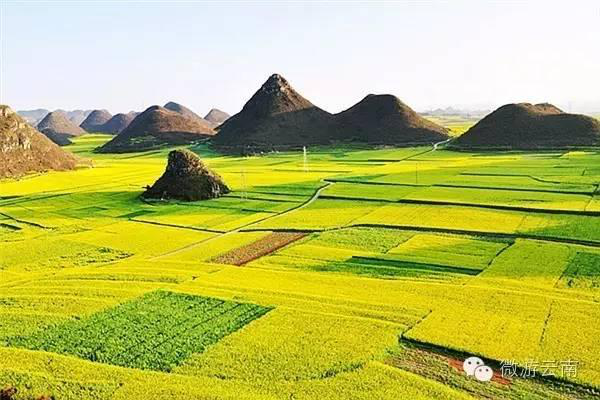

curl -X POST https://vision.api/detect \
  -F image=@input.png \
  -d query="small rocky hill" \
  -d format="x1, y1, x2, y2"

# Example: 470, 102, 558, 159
142, 149, 229, 201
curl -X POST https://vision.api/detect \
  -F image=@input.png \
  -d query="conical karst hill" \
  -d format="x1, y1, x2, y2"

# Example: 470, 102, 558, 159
454, 103, 600, 149
1, 105, 79, 178
36, 111, 86, 145
98, 106, 215, 153
143, 149, 229, 201
212, 74, 335, 152
334, 94, 449, 144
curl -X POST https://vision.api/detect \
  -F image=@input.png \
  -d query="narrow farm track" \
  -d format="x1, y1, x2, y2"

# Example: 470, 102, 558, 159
433, 183, 594, 196
432, 138, 452, 151
130, 219, 225, 234
151, 181, 334, 260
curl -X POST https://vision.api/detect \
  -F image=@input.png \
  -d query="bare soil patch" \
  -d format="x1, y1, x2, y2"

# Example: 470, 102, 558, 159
212, 231, 307, 265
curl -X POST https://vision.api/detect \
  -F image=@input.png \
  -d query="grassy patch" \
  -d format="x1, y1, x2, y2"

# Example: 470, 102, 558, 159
558, 252, 600, 289
9, 291, 272, 371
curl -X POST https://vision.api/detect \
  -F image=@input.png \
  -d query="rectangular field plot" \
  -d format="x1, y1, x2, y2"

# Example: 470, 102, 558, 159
321, 182, 419, 202
387, 234, 509, 270
9, 291, 271, 371
474, 240, 572, 288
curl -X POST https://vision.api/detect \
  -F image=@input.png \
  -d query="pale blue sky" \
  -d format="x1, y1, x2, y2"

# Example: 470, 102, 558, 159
1, 0, 599, 115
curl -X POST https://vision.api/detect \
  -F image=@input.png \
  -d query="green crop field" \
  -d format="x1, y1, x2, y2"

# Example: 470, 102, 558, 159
1, 135, 600, 399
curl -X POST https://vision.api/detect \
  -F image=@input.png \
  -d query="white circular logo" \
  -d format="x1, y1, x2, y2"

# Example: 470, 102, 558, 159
463, 356, 484, 376
474, 365, 494, 382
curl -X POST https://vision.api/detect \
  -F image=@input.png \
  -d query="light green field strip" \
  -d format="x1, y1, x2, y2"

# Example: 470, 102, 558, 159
472, 240, 573, 289
387, 233, 508, 270
321, 181, 420, 201
445, 173, 597, 193
403, 186, 592, 212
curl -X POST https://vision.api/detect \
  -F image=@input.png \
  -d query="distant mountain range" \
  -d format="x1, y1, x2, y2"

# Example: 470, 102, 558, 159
17, 109, 93, 126
420, 107, 491, 117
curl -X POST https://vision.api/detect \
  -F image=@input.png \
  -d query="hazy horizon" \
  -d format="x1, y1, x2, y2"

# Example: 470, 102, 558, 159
2, 0, 599, 115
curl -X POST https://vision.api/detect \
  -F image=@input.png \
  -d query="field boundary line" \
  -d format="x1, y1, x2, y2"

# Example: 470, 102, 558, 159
538, 301, 554, 348
317, 195, 600, 216
433, 183, 594, 196
129, 219, 224, 234
324, 178, 422, 187
0, 211, 51, 229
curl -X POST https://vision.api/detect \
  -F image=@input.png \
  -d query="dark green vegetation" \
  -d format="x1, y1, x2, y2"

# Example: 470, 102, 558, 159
9, 291, 271, 372
559, 252, 600, 289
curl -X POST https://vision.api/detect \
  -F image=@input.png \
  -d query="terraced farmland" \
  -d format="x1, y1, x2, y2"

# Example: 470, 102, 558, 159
1, 135, 600, 399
